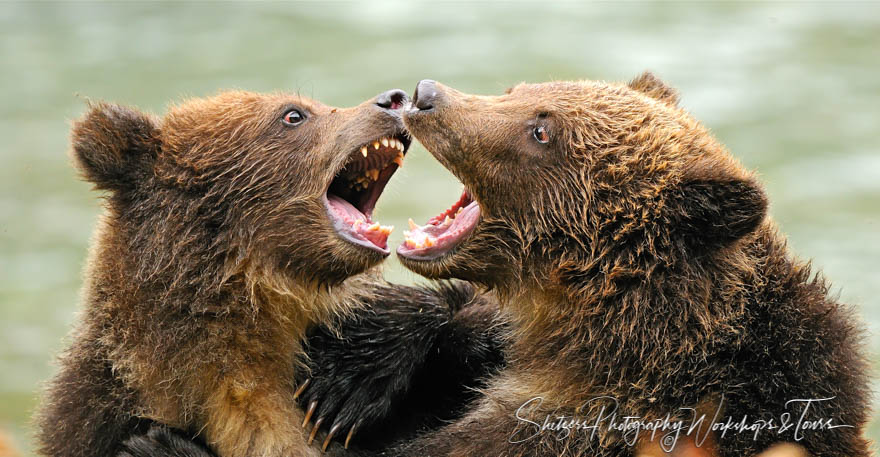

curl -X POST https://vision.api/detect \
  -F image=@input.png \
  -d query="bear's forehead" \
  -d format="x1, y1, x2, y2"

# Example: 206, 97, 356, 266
501, 81, 639, 114
167, 91, 329, 120
507, 80, 606, 97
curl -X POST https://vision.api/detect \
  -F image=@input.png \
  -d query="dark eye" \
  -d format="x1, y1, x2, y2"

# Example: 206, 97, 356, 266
282, 109, 305, 126
533, 125, 549, 144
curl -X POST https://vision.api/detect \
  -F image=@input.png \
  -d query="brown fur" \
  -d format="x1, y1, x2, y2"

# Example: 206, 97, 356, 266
37, 91, 407, 457
393, 75, 871, 456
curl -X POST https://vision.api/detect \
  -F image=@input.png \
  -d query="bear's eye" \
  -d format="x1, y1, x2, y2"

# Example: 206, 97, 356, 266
533, 125, 550, 144
282, 109, 305, 126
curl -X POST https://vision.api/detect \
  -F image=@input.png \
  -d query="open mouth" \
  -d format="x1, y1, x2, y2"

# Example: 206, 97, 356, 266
325, 134, 411, 254
397, 189, 481, 260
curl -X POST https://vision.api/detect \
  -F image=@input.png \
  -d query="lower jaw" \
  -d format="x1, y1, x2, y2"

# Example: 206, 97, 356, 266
324, 195, 393, 256
398, 192, 480, 261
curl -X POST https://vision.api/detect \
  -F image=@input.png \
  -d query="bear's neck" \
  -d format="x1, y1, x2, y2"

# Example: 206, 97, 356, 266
504, 234, 768, 405
241, 263, 377, 338
92, 213, 372, 360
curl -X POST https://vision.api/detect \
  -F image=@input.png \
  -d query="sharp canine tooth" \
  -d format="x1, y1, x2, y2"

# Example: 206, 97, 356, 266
373, 141, 380, 150
443, 215, 452, 226
381, 138, 389, 147
395, 139, 403, 150
361, 146, 368, 157
408, 218, 418, 230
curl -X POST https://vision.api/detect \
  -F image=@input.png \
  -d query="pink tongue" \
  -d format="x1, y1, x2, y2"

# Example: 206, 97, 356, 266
327, 194, 389, 249
327, 194, 366, 222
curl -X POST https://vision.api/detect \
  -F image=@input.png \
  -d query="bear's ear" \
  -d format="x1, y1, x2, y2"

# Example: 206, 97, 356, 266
70, 102, 160, 192
628, 71, 679, 106
672, 157, 768, 249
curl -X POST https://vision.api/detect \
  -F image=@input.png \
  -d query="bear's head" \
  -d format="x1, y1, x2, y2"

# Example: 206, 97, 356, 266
71, 90, 411, 304
399, 74, 767, 294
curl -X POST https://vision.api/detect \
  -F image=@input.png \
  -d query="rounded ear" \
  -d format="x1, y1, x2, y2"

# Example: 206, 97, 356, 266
672, 158, 768, 249
71, 102, 160, 192
628, 71, 680, 106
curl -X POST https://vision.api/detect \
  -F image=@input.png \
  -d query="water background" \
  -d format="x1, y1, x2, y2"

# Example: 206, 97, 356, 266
1, 2, 878, 454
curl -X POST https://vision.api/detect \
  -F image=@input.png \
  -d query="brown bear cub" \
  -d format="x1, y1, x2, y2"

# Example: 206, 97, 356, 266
36, 89, 426, 457
390, 76, 870, 456
297, 75, 870, 457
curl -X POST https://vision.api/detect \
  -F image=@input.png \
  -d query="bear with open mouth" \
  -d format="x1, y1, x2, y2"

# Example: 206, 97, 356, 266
299, 75, 870, 457
35, 89, 507, 457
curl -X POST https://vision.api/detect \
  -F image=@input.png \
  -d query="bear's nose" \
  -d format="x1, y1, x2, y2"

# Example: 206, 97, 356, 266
375, 89, 408, 110
412, 80, 440, 111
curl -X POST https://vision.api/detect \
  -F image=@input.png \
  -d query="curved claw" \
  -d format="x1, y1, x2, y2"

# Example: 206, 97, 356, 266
322, 423, 341, 452
302, 400, 317, 428
344, 419, 363, 450
293, 378, 310, 401
308, 418, 324, 445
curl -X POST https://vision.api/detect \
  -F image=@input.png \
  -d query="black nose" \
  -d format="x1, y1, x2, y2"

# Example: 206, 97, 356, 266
376, 89, 408, 110
412, 80, 439, 111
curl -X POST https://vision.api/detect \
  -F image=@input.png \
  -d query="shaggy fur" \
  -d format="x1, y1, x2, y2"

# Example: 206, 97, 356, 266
36, 90, 413, 457
375, 74, 871, 456
98, 74, 871, 457
116, 281, 507, 457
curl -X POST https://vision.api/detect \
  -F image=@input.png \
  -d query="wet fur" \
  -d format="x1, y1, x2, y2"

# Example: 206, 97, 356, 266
99, 75, 870, 457
383, 74, 872, 456
117, 281, 507, 456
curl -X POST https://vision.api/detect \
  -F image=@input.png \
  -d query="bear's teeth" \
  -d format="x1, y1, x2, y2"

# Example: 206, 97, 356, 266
393, 152, 404, 167
361, 146, 368, 157
403, 232, 435, 249
373, 141, 380, 150
381, 138, 389, 147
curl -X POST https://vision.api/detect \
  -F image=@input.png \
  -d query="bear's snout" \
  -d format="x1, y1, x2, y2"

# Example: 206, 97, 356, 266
412, 79, 440, 111
375, 89, 408, 111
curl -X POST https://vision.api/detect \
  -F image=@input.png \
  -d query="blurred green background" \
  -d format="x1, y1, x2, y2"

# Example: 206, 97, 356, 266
1, 2, 878, 455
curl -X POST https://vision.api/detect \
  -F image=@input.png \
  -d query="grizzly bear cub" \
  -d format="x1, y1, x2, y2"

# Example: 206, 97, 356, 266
297, 75, 870, 457
391, 75, 869, 456
36, 89, 426, 457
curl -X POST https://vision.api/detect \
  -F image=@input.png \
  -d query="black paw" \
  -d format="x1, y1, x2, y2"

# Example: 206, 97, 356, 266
295, 317, 438, 451
294, 281, 505, 452
119, 425, 215, 457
